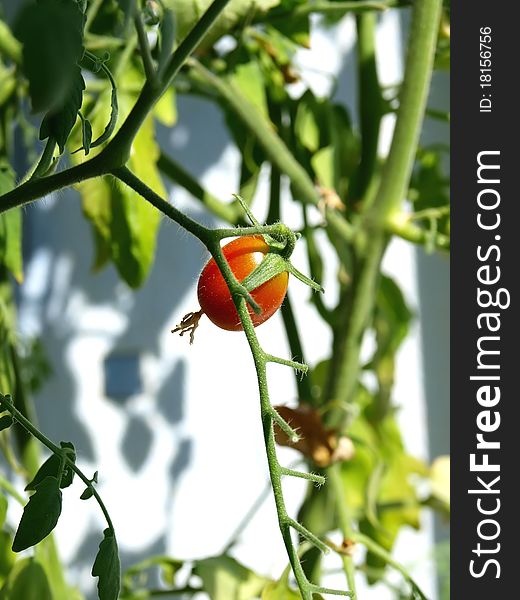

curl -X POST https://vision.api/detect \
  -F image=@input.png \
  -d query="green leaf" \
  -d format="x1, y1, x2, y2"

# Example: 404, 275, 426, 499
271, 9, 310, 48
262, 580, 300, 599
15, 0, 85, 115
0, 415, 13, 432
80, 113, 93, 155
109, 117, 162, 288
39, 67, 85, 152
0, 558, 52, 600
0, 495, 7, 530
154, 86, 177, 126
25, 442, 76, 491
90, 67, 118, 149
430, 455, 450, 510
80, 487, 94, 500
92, 528, 121, 600
294, 93, 321, 153
228, 61, 269, 120
194, 555, 269, 600
0, 163, 23, 282
74, 69, 163, 288
12, 477, 62, 553
123, 555, 183, 588
0, 531, 16, 581
311, 146, 335, 189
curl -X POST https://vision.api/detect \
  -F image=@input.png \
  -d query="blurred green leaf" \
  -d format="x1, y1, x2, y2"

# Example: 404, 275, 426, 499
166, 0, 281, 48
0, 495, 6, 529
0, 558, 52, 600
228, 61, 269, 119
262, 579, 300, 599
194, 555, 269, 600
0, 163, 22, 283
311, 146, 335, 189
124, 555, 183, 590
0, 416, 13, 432
92, 528, 121, 600
154, 86, 177, 126
15, 0, 85, 114
39, 67, 85, 152
0, 531, 16, 583
74, 71, 164, 287
12, 477, 62, 553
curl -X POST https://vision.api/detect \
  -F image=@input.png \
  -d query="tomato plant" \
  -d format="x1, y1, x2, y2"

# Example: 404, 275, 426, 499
198, 236, 289, 331
0, 0, 450, 599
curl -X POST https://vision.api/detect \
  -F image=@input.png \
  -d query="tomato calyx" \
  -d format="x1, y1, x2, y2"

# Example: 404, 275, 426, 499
171, 309, 204, 345
241, 247, 323, 295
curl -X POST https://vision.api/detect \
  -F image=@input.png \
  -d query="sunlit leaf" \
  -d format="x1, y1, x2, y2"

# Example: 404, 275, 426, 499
262, 579, 300, 599
194, 555, 269, 600
0, 163, 22, 282
430, 455, 450, 507
228, 61, 269, 120
154, 86, 177, 126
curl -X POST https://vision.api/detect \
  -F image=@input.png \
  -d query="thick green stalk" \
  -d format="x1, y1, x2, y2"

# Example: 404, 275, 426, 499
351, 12, 383, 203
325, 0, 442, 428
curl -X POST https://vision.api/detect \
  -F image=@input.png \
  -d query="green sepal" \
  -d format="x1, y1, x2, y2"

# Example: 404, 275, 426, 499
241, 252, 288, 293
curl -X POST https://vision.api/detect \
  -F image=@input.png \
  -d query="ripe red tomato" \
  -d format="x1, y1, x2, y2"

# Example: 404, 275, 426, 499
197, 236, 289, 331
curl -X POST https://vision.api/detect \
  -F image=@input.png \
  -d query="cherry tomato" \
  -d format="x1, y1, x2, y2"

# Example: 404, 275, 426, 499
197, 236, 289, 331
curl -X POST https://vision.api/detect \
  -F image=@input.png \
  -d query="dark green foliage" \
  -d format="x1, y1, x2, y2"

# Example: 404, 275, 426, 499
25, 441, 76, 491
92, 528, 121, 600
12, 477, 63, 552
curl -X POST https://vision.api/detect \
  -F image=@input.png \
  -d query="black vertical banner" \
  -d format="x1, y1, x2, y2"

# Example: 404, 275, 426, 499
452, 2, 518, 598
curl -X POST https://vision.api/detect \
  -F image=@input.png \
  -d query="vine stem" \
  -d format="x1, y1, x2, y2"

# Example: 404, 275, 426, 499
325, 0, 443, 428
0, 395, 115, 533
